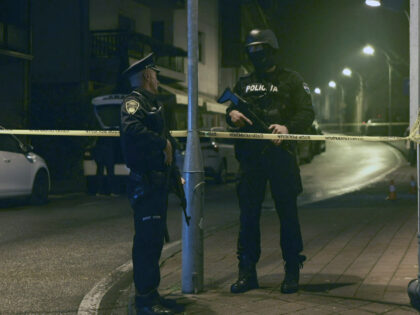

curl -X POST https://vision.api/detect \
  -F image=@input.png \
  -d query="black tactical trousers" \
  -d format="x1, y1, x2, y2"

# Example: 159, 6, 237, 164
236, 147, 303, 267
128, 174, 168, 308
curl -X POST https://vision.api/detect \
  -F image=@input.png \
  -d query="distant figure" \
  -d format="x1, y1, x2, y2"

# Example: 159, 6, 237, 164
92, 136, 116, 195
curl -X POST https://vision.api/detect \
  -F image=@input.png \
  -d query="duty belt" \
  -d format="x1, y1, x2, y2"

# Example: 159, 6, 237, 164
129, 171, 147, 182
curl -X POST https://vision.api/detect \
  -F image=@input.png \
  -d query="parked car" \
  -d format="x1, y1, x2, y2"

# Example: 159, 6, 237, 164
0, 127, 50, 204
311, 120, 326, 155
175, 122, 326, 178
176, 127, 239, 184
364, 118, 388, 136
296, 120, 326, 164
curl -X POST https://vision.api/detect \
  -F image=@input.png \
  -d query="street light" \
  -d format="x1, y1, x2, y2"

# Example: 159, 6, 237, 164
365, 0, 409, 22
365, 0, 381, 7
342, 68, 352, 77
341, 67, 365, 133
362, 44, 393, 136
312, 88, 322, 121
327, 80, 344, 130
362, 45, 375, 56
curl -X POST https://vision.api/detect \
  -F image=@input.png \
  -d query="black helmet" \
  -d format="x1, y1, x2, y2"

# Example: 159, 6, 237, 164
245, 29, 279, 50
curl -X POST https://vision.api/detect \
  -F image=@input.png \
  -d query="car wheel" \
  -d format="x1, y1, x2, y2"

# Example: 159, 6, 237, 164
215, 162, 227, 184
30, 169, 49, 205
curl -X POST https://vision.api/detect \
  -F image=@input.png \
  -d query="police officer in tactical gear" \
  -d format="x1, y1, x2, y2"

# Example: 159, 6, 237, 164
120, 53, 182, 315
226, 29, 315, 294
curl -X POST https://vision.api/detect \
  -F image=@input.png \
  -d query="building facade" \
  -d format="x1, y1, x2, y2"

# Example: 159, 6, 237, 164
0, 0, 32, 129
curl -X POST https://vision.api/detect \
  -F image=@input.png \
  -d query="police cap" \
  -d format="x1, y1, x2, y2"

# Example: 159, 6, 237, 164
245, 29, 279, 50
122, 52, 160, 78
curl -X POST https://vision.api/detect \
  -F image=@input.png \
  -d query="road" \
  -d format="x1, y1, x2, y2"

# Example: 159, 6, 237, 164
0, 140, 404, 314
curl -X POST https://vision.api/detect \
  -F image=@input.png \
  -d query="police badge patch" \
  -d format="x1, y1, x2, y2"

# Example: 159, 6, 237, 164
303, 82, 311, 95
125, 99, 140, 115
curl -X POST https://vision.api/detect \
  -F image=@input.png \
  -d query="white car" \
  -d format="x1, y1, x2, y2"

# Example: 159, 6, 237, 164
83, 94, 189, 193
176, 127, 239, 184
0, 130, 50, 204
83, 94, 128, 194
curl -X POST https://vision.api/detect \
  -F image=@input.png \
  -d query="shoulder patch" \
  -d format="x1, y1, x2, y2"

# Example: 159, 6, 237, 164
303, 82, 311, 95
125, 99, 140, 115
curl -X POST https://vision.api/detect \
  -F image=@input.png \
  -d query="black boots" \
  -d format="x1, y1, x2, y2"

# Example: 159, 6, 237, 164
281, 254, 306, 294
230, 267, 259, 293
231, 254, 306, 294
136, 304, 174, 315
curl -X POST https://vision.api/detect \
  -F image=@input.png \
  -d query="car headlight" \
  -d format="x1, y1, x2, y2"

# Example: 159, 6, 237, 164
25, 153, 37, 163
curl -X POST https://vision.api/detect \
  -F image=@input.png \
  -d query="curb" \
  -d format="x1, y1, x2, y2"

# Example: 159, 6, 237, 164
77, 241, 182, 315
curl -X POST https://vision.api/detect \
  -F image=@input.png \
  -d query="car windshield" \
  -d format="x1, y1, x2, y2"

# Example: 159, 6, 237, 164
95, 105, 120, 129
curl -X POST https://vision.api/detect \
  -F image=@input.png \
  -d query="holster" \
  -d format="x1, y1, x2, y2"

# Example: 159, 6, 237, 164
128, 170, 167, 207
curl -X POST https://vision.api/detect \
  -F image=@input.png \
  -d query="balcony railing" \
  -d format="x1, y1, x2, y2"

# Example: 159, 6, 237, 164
155, 55, 184, 73
91, 30, 185, 73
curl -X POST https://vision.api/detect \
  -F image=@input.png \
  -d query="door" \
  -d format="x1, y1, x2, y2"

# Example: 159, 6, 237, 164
0, 135, 32, 197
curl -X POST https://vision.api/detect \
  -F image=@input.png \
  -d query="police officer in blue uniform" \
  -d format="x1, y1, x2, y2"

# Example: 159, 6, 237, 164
226, 29, 315, 294
120, 53, 181, 315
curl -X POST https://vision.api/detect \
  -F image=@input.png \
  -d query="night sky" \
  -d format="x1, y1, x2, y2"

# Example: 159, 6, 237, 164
256, 0, 409, 120
261, 0, 409, 86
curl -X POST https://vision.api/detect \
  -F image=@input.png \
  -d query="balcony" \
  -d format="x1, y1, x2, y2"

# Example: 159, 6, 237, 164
90, 30, 186, 83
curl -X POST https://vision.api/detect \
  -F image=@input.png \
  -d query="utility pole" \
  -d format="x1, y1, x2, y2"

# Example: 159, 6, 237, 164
182, 0, 205, 294
407, 0, 420, 310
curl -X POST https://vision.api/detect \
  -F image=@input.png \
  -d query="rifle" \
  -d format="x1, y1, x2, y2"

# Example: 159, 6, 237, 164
218, 87, 295, 154
168, 164, 191, 226
217, 87, 271, 134
163, 163, 190, 243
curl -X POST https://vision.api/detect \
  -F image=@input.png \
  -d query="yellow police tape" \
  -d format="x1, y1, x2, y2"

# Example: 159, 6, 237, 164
0, 115, 419, 143
1, 129, 419, 143
319, 122, 409, 127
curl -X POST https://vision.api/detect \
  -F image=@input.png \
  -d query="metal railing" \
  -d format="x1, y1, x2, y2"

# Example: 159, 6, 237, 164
155, 55, 184, 73
90, 30, 185, 73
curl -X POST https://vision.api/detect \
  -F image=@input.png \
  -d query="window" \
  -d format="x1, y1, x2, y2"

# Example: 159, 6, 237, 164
0, 135, 21, 153
198, 31, 205, 63
119, 15, 135, 31
95, 105, 121, 129
152, 21, 164, 42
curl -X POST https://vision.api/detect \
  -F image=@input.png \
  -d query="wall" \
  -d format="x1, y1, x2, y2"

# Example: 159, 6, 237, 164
31, 0, 88, 84
89, 0, 151, 35
173, 0, 219, 97
0, 56, 26, 128
151, 7, 173, 44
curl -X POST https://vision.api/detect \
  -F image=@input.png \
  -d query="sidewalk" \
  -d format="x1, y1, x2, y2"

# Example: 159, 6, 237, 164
125, 164, 419, 314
